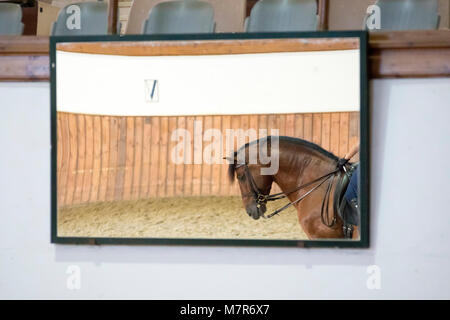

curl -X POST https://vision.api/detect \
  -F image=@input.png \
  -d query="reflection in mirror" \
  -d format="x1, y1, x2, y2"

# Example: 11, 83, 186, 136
52, 34, 367, 246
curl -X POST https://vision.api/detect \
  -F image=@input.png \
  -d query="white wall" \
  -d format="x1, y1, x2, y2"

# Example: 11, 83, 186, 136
56, 49, 360, 116
1, 78, 450, 299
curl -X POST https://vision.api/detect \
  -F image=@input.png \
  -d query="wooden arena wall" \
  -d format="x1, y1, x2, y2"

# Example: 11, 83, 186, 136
57, 112, 359, 207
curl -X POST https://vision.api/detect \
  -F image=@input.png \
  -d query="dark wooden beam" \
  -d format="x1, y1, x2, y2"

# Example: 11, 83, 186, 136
1, 31, 449, 81
108, 0, 119, 34
317, 0, 329, 31
369, 30, 450, 78
246, 0, 258, 17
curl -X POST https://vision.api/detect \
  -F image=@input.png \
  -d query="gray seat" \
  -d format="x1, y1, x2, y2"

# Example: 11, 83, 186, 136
0, 3, 24, 35
245, 0, 318, 32
51, 1, 108, 36
364, 0, 440, 31
142, 0, 215, 34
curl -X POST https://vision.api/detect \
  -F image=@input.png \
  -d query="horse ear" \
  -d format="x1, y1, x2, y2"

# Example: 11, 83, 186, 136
223, 156, 235, 163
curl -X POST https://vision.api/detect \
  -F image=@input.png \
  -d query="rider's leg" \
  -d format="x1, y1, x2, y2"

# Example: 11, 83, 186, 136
342, 166, 360, 238
344, 165, 359, 202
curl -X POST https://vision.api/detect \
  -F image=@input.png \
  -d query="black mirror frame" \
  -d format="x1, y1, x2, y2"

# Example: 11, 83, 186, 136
50, 31, 369, 248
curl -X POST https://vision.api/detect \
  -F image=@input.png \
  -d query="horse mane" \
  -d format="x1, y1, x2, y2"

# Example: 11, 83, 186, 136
228, 136, 339, 183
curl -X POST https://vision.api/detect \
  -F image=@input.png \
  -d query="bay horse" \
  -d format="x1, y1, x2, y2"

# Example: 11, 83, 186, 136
228, 136, 352, 240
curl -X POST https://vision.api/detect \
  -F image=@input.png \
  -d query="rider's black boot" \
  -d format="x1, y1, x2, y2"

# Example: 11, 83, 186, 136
341, 198, 359, 239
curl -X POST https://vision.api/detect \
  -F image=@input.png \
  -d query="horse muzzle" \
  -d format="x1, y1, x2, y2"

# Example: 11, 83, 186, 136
246, 204, 266, 220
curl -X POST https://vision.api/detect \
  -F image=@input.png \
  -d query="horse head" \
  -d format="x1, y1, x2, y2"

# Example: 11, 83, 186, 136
226, 148, 274, 220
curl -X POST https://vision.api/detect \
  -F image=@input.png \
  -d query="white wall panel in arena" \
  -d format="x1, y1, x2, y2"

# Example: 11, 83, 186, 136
56, 50, 359, 116
1, 78, 449, 299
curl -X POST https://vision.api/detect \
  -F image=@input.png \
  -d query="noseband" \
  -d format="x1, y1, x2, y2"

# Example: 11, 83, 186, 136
235, 163, 271, 206
235, 161, 345, 227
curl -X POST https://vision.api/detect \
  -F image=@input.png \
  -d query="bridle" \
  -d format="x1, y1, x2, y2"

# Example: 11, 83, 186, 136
235, 160, 347, 227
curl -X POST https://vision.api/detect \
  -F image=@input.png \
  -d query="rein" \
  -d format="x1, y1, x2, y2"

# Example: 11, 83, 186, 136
236, 161, 344, 227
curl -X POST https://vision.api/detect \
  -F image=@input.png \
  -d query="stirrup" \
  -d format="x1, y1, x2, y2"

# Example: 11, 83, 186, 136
343, 224, 354, 239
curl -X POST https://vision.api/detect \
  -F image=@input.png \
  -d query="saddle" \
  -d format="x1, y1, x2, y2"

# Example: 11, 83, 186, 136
333, 162, 359, 239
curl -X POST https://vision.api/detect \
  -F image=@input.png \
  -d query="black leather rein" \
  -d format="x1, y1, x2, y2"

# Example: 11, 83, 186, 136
236, 161, 343, 227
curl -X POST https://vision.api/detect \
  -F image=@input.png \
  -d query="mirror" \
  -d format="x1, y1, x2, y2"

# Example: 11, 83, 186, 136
51, 32, 368, 247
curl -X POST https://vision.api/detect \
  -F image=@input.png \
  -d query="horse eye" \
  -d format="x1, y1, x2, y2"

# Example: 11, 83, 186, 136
237, 174, 245, 181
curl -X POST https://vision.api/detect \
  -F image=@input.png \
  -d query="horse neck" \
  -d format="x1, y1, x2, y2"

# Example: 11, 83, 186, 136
272, 143, 337, 202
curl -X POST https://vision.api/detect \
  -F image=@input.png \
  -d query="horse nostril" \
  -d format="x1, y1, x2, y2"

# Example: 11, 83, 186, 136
246, 205, 257, 217
260, 205, 267, 214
